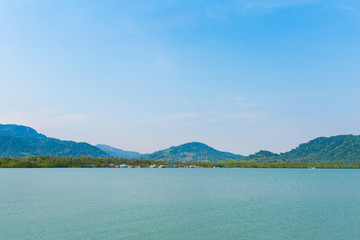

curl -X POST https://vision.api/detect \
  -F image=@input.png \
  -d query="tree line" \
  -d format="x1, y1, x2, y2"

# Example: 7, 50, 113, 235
0, 156, 181, 168
0, 156, 360, 168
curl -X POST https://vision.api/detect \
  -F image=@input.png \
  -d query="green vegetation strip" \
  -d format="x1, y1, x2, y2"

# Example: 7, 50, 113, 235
0, 157, 359, 168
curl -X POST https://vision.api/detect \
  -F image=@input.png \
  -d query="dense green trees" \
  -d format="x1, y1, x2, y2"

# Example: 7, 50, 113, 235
1, 157, 359, 168
0, 156, 182, 168
205, 160, 360, 169
276, 135, 360, 164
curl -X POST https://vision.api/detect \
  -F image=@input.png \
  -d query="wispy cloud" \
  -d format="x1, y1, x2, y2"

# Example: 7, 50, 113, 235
239, 0, 319, 10
195, 96, 258, 108
0, 0, 34, 9
223, 111, 269, 120
147, 110, 269, 126
148, 112, 198, 122
205, 0, 320, 18
329, 1, 360, 13
0, 111, 87, 129
187, 111, 269, 125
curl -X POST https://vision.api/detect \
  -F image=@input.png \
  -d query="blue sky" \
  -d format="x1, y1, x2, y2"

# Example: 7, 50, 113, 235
0, 0, 359, 154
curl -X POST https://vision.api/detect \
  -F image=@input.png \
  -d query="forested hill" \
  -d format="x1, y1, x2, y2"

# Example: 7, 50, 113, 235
0, 124, 107, 158
0, 124, 46, 138
143, 142, 244, 162
2, 124, 360, 164
247, 135, 360, 164
277, 135, 360, 164
246, 150, 279, 162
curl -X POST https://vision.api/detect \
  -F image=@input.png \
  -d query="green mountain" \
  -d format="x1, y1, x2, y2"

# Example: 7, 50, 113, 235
143, 142, 244, 162
96, 144, 142, 159
0, 124, 107, 158
246, 150, 279, 161
0, 124, 46, 138
247, 135, 360, 164
2, 124, 360, 164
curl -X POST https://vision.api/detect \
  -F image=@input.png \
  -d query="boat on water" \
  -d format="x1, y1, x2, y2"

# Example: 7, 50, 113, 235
308, 167, 319, 170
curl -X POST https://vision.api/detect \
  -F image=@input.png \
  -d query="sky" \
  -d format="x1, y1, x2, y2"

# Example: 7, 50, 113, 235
0, 0, 359, 155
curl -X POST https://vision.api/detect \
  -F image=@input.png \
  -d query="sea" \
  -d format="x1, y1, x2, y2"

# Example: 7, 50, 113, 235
1, 168, 360, 240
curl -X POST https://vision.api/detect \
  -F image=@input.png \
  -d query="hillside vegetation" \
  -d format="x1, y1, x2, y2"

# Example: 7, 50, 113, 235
143, 142, 244, 162
246, 135, 360, 164
1, 124, 360, 165
0, 124, 107, 158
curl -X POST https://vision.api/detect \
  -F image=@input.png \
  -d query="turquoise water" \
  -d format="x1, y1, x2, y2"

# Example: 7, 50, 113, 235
1, 168, 360, 240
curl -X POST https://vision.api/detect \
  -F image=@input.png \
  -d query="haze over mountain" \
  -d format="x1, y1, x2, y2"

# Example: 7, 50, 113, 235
0, 124, 107, 158
96, 144, 142, 159
143, 142, 244, 162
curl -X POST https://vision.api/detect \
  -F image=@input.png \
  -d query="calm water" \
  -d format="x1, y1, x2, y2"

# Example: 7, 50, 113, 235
1, 168, 360, 240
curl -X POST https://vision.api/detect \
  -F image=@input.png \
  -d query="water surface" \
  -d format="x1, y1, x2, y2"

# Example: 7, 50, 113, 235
1, 168, 360, 240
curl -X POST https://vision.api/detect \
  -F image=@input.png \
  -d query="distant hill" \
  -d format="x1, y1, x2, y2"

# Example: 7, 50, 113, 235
247, 135, 360, 164
2, 124, 360, 164
143, 142, 244, 162
277, 135, 360, 164
246, 150, 279, 161
0, 124, 46, 138
96, 144, 142, 159
0, 124, 107, 158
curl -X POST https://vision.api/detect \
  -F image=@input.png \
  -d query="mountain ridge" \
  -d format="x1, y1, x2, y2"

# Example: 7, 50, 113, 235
0, 124, 46, 138
1, 124, 360, 164
246, 134, 360, 164
0, 124, 107, 158
143, 142, 244, 162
